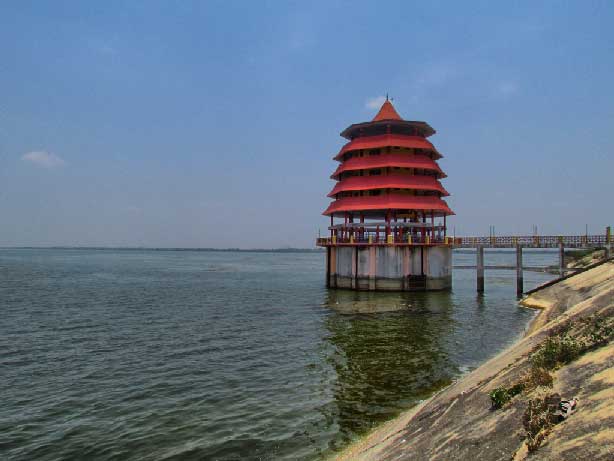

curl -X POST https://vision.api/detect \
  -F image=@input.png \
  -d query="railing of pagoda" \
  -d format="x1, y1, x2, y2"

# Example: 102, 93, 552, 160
316, 234, 455, 246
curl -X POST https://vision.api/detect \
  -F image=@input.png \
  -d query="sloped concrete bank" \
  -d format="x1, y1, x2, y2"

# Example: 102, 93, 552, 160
333, 261, 614, 461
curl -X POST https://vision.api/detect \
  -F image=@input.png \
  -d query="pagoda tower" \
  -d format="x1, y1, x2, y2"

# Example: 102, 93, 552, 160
317, 98, 454, 291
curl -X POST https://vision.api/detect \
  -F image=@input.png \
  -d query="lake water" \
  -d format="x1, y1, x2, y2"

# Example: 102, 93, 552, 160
0, 248, 557, 460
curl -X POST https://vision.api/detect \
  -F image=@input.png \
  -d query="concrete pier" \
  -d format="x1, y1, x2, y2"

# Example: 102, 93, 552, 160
326, 245, 452, 291
559, 242, 565, 276
516, 245, 523, 296
476, 245, 484, 293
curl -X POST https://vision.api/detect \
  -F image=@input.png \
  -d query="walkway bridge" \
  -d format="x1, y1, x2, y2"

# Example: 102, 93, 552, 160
454, 234, 609, 249
317, 228, 612, 295
454, 230, 612, 296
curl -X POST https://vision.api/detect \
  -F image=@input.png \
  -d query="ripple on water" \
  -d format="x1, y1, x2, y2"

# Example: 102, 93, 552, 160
0, 249, 558, 460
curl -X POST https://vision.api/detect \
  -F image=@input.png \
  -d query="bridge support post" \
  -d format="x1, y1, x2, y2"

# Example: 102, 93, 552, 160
477, 245, 484, 293
516, 245, 523, 296
559, 242, 565, 277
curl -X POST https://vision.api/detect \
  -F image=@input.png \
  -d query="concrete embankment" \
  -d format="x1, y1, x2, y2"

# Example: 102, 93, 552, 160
333, 259, 614, 461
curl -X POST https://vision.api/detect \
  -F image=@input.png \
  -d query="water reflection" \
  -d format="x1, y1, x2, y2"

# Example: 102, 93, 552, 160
476, 292, 486, 310
322, 290, 458, 447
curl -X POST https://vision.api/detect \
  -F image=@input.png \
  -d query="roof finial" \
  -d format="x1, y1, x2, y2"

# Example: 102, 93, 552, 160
372, 97, 402, 121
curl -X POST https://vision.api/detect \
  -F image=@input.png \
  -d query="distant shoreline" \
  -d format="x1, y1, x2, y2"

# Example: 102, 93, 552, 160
0, 246, 325, 253
1, 247, 573, 254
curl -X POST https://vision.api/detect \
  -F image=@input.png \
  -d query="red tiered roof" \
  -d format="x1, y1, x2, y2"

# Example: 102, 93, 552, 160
327, 174, 448, 197
323, 99, 453, 219
323, 194, 454, 217
372, 99, 402, 121
334, 134, 441, 161
331, 153, 445, 179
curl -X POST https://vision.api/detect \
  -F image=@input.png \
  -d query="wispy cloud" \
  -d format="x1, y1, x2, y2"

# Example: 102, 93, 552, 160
398, 59, 459, 105
496, 81, 519, 98
365, 96, 386, 110
22, 151, 65, 168
415, 62, 456, 88
88, 37, 119, 57
98, 43, 117, 56
123, 206, 144, 215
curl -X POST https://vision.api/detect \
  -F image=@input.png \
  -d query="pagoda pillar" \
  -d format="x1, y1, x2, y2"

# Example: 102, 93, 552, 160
360, 214, 365, 239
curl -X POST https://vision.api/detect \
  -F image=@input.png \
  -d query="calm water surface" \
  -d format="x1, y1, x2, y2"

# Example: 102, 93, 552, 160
1, 249, 557, 460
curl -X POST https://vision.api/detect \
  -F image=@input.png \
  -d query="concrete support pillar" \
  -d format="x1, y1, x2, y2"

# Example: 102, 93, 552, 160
516, 245, 523, 296
330, 247, 337, 288
351, 246, 358, 289
558, 242, 565, 277
369, 246, 376, 290
404, 246, 411, 275
402, 246, 410, 287
326, 247, 331, 288
476, 245, 484, 292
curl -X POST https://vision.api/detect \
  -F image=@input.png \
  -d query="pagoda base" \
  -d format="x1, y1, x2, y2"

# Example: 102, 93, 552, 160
325, 245, 452, 291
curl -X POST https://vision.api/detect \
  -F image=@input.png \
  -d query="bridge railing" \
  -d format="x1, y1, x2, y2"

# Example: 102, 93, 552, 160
455, 234, 608, 248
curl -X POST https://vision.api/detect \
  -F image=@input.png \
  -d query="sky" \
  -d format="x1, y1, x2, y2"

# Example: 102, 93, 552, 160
1, 1, 613, 248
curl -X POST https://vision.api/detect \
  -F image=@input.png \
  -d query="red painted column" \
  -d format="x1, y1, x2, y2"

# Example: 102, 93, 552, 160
393, 211, 398, 242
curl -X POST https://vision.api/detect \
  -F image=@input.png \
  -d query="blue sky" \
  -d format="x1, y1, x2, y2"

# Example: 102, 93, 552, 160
1, 1, 613, 247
